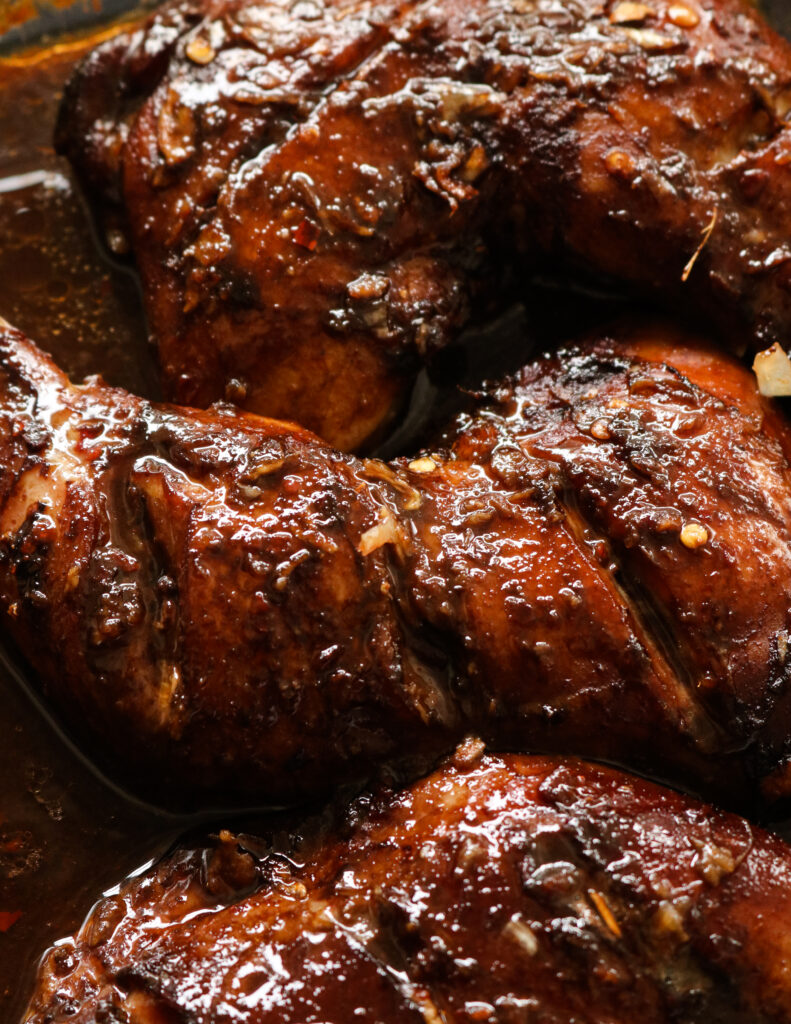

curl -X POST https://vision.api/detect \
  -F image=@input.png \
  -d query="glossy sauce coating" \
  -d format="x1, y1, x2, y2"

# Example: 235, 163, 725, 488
57, 0, 791, 448
23, 751, 791, 1023
2, 320, 791, 807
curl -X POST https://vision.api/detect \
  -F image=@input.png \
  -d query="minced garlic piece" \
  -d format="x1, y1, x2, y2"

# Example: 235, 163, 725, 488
185, 35, 216, 63
590, 418, 611, 440
680, 522, 708, 549
503, 914, 539, 956
610, 2, 654, 23
667, 3, 700, 28
408, 457, 438, 474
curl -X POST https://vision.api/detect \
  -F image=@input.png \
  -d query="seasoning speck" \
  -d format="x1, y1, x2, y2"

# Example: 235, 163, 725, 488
293, 218, 321, 251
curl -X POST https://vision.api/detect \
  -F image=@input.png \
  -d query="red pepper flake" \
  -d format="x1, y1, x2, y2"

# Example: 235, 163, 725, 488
293, 218, 320, 251
0, 910, 22, 933
588, 890, 622, 938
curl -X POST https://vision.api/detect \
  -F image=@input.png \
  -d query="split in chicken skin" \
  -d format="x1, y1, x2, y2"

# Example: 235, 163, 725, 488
56, 0, 791, 448
3, 318, 791, 807
23, 751, 791, 1023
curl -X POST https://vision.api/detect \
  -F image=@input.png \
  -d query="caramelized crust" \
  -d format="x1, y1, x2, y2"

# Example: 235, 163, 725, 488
23, 753, 791, 1023
56, 0, 791, 447
2, 320, 791, 806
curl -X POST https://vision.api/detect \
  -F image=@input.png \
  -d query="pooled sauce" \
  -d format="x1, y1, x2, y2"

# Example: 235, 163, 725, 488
0, 30, 155, 394
3, 5, 791, 1023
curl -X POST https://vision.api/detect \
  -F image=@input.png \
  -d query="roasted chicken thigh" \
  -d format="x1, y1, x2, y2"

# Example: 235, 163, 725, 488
56, 0, 791, 448
2, 319, 791, 806
24, 752, 791, 1023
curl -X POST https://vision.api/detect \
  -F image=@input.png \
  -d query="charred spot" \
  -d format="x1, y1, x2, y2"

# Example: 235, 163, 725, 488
220, 266, 261, 309
767, 628, 791, 693
3, 504, 55, 612
558, 351, 631, 388
19, 419, 49, 453
84, 547, 145, 647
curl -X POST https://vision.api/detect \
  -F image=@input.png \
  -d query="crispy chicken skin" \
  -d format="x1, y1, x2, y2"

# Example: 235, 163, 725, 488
56, 0, 791, 448
24, 752, 791, 1023
3, 319, 791, 806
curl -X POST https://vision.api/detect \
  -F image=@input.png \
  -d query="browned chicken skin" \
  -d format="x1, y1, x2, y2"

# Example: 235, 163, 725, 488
23, 752, 791, 1023
3, 318, 791, 807
56, 0, 791, 448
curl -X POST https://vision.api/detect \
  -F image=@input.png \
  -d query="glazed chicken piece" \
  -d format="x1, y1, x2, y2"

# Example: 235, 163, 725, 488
3, 317, 791, 807
56, 0, 791, 449
24, 751, 791, 1023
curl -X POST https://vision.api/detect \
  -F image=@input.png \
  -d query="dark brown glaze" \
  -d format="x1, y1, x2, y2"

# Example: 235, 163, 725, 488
4, 318, 791, 808
23, 751, 791, 1023
56, 0, 791, 449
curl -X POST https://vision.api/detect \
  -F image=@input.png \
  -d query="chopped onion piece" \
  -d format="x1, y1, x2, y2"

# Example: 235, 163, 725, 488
358, 508, 403, 556
753, 343, 791, 397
